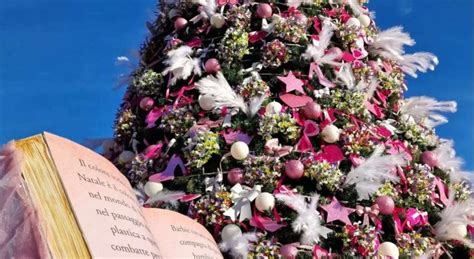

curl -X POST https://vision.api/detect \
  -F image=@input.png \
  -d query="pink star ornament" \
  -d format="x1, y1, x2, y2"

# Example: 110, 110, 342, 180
320, 197, 355, 225
277, 71, 305, 95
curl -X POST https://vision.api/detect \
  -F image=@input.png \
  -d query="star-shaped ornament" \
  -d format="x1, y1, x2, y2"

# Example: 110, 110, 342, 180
277, 71, 305, 95
320, 197, 355, 225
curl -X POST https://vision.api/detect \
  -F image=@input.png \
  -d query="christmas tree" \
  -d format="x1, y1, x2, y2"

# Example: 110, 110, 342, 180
107, 0, 474, 257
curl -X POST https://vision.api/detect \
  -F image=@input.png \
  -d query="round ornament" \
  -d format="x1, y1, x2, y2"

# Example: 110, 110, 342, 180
118, 151, 135, 164
375, 196, 395, 215
221, 224, 242, 242
377, 242, 399, 258
198, 95, 215, 111
321, 124, 341, 143
256, 3, 273, 19
421, 151, 438, 168
285, 160, 305, 180
255, 192, 275, 212
174, 17, 188, 31
204, 58, 221, 73
230, 141, 249, 160
139, 97, 154, 111
280, 244, 298, 259
302, 101, 322, 120
265, 101, 283, 115
358, 14, 371, 27
210, 14, 225, 29
144, 181, 163, 197
346, 17, 361, 29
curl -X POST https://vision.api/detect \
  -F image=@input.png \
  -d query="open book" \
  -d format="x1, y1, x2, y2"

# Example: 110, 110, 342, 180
0, 132, 223, 258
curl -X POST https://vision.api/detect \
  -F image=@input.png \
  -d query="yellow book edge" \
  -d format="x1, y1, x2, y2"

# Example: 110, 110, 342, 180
15, 133, 91, 258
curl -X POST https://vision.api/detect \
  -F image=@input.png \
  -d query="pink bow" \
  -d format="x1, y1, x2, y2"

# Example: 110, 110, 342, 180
264, 139, 293, 157
217, 0, 238, 6
356, 204, 381, 228
405, 208, 429, 230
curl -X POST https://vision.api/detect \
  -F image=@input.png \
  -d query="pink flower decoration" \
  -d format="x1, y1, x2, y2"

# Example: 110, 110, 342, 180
303, 120, 320, 136
315, 145, 344, 164
146, 107, 165, 128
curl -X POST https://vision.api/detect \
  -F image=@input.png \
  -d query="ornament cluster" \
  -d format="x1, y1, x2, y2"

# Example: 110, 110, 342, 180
108, 0, 474, 257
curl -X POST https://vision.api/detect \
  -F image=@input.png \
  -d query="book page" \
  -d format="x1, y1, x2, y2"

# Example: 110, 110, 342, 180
43, 132, 160, 258
143, 208, 223, 259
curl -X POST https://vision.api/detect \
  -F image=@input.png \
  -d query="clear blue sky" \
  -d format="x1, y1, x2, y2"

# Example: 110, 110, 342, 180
1, 0, 473, 169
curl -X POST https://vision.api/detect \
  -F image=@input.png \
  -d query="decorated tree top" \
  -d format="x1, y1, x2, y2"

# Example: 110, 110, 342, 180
107, 0, 474, 257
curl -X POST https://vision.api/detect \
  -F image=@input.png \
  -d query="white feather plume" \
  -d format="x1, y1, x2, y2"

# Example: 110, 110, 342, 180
345, 145, 407, 200
335, 63, 355, 89
275, 193, 332, 245
303, 21, 340, 66
145, 190, 185, 205
369, 26, 415, 61
195, 72, 265, 117
163, 45, 202, 85
287, 0, 313, 8
219, 232, 258, 258
191, 0, 216, 21
399, 52, 439, 78
347, 0, 367, 17
434, 199, 474, 248
400, 96, 457, 128
432, 140, 473, 183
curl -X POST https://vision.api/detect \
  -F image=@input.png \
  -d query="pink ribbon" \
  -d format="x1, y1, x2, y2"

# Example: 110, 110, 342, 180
356, 204, 381, 229
393, 207, 429, 234
309, 62, 336, 88
264, 139, 293, 157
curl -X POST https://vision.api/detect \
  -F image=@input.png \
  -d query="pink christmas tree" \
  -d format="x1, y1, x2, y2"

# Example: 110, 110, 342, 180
108, 0, 473, 257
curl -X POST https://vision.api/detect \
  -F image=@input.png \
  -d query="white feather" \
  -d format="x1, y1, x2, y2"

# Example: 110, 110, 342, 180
432, 140, 473, 183
196, 72, 265, 117
287, 0, 313, 7
219, 232, 258, 258
275, 193, 332, 245
192, 0, 216, 19
435, 199, 474, 248
303, 21, 340, 66
400, 96, 457, 128
399, 52, 439, 78
345, 145, 407, 200
335, 63, 355, 89
163, 46, 202, 85
369, 26, 415, 61
347, 0, 367, 17
145, 190, 185, 205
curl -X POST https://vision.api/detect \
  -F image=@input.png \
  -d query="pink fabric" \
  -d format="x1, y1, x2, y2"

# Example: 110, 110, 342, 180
0, 142, 48, 258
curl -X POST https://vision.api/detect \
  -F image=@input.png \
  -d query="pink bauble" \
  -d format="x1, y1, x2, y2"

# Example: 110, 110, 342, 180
280, 244, 298, 259
227, 168, 244, 184
295, 13, 307, 24
256, 3, 272, 19
421, 151, 438, 168
204, 58, 221, 73
302, 101, 322, 120
285, 160, 304, 180
174, 17, 188, 31
139, 97, 154, 111
376, 196, 395, 215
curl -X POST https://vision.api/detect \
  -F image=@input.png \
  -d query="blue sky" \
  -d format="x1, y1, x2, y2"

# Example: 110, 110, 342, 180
1, 0, 473, 169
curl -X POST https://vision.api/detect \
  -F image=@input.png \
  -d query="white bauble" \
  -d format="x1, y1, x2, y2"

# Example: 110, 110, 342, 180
198, 95, 214, 111
358, 14, 371, 28
377, 242, 399, 259
321, 124, 341, 143
210, 14, 225, 29
118, 151, 135, 164
346, 17, 361, 29
230, 141, 249, 160
255, 192, 275, 212
221, 224, 242, 242
102, 139, 115, 153
446, 223, 468, 238
144, 181, 163, 197
265, 101, 282, 115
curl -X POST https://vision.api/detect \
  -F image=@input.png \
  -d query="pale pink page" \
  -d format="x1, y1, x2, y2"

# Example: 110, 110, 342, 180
43, 132, 160, 258
143, 208, 223, 259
